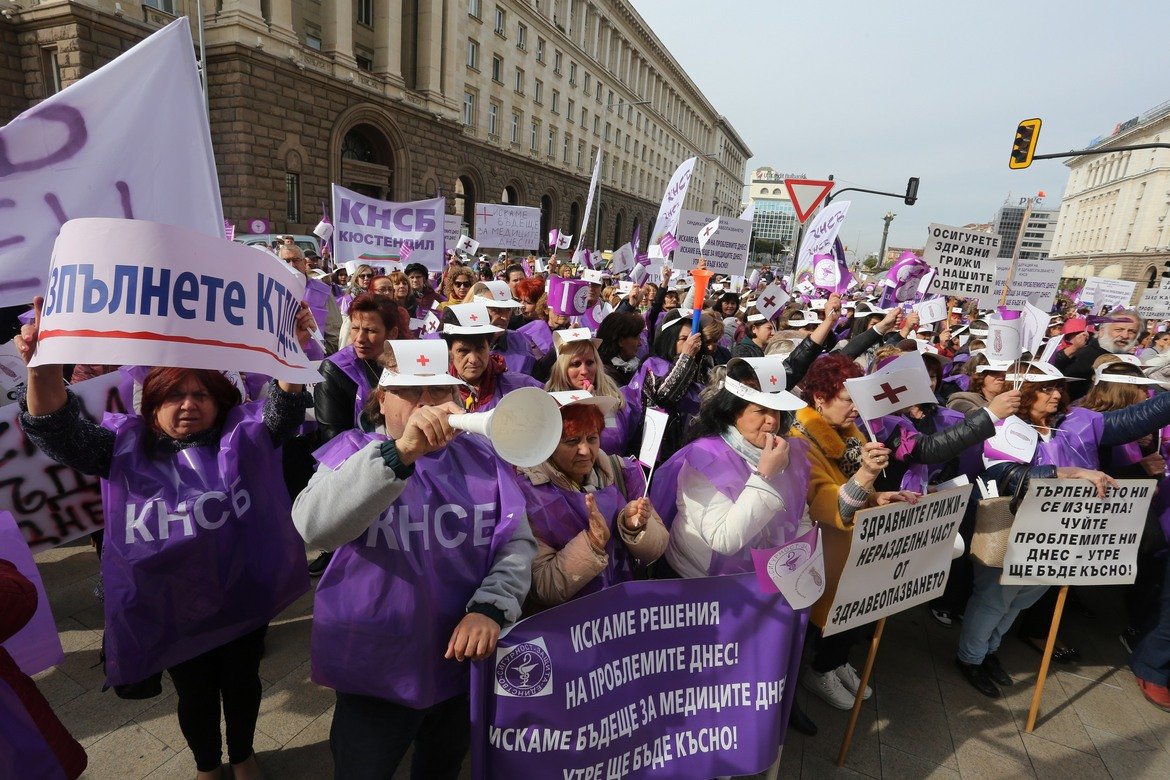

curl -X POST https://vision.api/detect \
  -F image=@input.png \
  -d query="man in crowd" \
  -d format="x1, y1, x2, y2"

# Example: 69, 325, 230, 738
1053, 309, 1143, 398
280, 244, 343, 354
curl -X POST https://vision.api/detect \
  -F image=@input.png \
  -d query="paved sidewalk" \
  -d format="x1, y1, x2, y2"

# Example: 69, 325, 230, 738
30, 540, 1170, 779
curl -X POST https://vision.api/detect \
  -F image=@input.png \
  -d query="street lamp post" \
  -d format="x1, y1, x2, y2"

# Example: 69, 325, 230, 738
877, 211, 896, 268
594, 98, 651, 252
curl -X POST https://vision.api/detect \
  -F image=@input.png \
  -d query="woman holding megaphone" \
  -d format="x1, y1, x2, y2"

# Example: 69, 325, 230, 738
292, 339, 538, 779
518, 392, 668, 613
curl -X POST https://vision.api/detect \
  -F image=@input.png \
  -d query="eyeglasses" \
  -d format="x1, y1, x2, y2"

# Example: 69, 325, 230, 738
357, 273, 374, 279
1035, 384, 1064, 395
453, 280, 473, 288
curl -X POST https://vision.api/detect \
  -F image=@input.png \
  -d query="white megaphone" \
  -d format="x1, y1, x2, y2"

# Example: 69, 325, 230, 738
448, 387, 562, 467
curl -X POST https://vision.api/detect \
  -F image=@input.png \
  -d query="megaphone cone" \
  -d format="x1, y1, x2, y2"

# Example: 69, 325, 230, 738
448, 387, 562, 467
690, 267, 715, 331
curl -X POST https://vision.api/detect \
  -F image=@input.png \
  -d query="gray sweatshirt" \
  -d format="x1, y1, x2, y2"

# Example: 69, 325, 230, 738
292, 439, 536, 624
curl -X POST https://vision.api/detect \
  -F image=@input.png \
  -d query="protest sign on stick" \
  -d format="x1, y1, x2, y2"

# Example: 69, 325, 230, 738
471, 574, 806, 779
923, 224, 1007, 308
1001, 478, 1154, 732
30, 218, 322, 385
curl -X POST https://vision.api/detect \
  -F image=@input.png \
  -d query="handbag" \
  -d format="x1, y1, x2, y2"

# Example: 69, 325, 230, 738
970, 464, 1031, 568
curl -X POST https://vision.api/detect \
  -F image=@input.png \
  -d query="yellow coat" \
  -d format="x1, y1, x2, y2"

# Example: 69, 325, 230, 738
790, 406, 875, 628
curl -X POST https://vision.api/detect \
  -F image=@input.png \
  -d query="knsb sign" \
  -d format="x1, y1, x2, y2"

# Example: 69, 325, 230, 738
472, 575, 806, 779
823, 487, 969, 636
30, 218, 322, 384
1001, 479, 1152, 586
331, 184, 446, 272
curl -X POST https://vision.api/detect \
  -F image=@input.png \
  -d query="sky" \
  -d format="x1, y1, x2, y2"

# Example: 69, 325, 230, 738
631, 0, 1170, 261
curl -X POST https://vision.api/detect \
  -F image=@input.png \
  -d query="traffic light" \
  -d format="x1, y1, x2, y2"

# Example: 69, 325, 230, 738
1010, 118, 1042, 169
904, 177, 920, 205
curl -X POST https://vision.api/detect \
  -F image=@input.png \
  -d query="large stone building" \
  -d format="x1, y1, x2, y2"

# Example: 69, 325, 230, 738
1049, 99, 1170, 286
1, 0, 750, 253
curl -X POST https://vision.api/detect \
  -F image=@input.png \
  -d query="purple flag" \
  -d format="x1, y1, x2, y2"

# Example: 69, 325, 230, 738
811, 252, 853, 295
879, 251, 930, 309
658, 231, 680, 255
100, 405, 309, 686
631, 222, 642, 253
471, 574, 807, 779
400, 242, 414, 262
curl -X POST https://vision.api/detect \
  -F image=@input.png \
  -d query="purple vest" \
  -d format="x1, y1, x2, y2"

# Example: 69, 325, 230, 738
99, 406, 309, 685
497, 329, 538, 375
649, 435, 811, 575
336, 292, 354, 314
517, 318, 554, 356
602, 390, 642, 456
0, 677, 65, 780
310, 431, 526, 707
1036, 407, 1104, 469
303, 278, 332, 334
476, 371, 544, 412
326, 345, 375, 426
521, 458, 646, 599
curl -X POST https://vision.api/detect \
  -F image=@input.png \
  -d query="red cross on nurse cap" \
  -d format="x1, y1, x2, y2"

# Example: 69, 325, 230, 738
442, 302, 504, 336
722, 357, 806, 411
378, 341, 465, 388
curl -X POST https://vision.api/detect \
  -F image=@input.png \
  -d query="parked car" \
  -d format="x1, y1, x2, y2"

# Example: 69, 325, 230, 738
234, 233, 321, 256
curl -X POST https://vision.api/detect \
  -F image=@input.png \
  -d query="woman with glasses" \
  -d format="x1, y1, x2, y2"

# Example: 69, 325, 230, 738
955, 360, 1170, 699
442, 264, 477, 310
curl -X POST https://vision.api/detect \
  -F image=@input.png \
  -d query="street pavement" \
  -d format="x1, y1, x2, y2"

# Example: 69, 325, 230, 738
29, 539, 1170, 779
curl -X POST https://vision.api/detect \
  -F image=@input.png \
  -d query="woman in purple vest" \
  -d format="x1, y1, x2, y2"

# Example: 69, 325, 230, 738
956, 360, 1170, 700
519, 392, 668, 614
15, 298, 314, 780
467, 280, 540, 375
545, 328, 640, 456
292, 339, 537, 779
441, 303, 542, 412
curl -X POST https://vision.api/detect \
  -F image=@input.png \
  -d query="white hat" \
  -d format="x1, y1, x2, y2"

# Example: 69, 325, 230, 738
808, 299, 827, 311
786, 311, 821, 328
723, 357, 806, 411
548, 389, 620, 416
442, 302, 503, 335
553, 327, 601, 353
378, 341, 464, 387
477, 280, 522, 309
658, 309, 695, 332
746, 312, 767, 323
975, 360, 1013, 373
1003, 361, 1082, 384
1094, 362, 1165, 386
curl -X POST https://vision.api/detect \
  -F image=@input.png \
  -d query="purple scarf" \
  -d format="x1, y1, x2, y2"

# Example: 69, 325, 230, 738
522, 458, 646, 598
99, 405, 309, 685
310, 431, 526, 708
649, 435, 811, 575
327, 345, 375, 426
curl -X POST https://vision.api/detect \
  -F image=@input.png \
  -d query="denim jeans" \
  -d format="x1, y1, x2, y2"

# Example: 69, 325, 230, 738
330, 691, 469, 780
1130, 554, 1170, 687
957, 564, 1048, 665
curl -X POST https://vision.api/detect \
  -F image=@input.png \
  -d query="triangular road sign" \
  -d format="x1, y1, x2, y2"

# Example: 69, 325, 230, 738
785, 179, 835, 223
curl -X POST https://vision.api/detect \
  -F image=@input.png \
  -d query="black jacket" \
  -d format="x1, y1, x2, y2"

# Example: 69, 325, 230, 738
875, 408, 995, 492
1051, 339, 1109, 399
313, 357, 380, 445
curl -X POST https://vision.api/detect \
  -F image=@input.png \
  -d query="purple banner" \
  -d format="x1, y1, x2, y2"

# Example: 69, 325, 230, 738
472, 574, 806, 779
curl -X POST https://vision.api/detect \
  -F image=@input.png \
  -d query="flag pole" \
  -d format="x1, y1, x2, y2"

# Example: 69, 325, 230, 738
195, 0, 209, 117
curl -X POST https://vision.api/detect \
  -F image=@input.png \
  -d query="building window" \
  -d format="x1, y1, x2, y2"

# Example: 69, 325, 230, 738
514, 67, 524, 94
495, 6, 506, 36
563, 133, 571, 164
581, 107, 587, 127
467, 39, 479, 70
517, 23, 527, 50
595, 82, 603, 104
604, 122, 611, 142
534, 79, 543, 104
551, 90, 560, 114
355, 54, 373, 72
463, 92, 477, 126
491, 55, 503, 82
285, 173, 300, 223
511, 111, 521, 144
567, 98, 575, 121
469, 0, 481, 19
530, 120, 540, 151
488, 101, 500, 136
577, 141, 585, 168
569, 61, 577, 85
584, 72, 591, 94
548, 126, 556, 157
305, 34, 322, 51
356, 0, 373, 27
40, 48, 62, 96
593, 115, 600, 135
554, 50, 562, 74
536, 38, 545, 62
143, 0, 175, 12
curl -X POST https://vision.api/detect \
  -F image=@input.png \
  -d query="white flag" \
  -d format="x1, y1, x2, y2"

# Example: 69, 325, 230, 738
697, 217, 721, 252
845, 366, 937, 422
610, 243, 635, 275
986, 312, 1023, 363
557, 233, 573, 250
738, 203, 755, 222
754, 282, 790, 321
638, 408, 670, 468
579, 150, 603, 248
455, 235, 480, 255
650, 157, 697, 248
0, 17, 224, 307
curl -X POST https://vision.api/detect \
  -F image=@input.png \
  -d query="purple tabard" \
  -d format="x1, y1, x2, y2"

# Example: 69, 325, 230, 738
1035, 407, 1104, 468
601, 391, 641, 456
303, 278, 332, 333
476, 371, 544, 412
1112, 441, 1144, 468
470, 575, 808, 779
99, 405, 310, 685
649, 436, 811, 575
336, 292, 354, 314
522, 458, 646, 599
497, 329, 538, 375
326, 345, 374, 426
310, 431, 526, 708
0, 677, 66, 780
517, 318, 554, 355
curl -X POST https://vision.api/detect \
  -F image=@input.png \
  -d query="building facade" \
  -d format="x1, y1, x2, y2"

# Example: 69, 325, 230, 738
1, 0, 750, 253
991, 198, 1057, 261
745, 167, 799, 260
1049, 99, 1170, 286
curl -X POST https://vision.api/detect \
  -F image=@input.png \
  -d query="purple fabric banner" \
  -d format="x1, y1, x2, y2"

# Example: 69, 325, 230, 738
0, 512, 64, 677
471, 574, 806, 779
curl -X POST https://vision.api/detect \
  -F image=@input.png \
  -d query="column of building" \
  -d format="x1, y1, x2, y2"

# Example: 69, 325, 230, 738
374, 0, 405, 87
324, 0, 357, 69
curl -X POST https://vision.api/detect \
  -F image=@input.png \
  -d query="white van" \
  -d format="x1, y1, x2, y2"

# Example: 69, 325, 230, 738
234, 234, 322, 255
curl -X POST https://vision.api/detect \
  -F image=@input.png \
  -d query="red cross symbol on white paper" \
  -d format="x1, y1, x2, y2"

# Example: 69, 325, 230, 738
762, 295, 776, 308
569, 394, 581, 401
700, 225, 716, 239
416, 354, 431, 367
468, 314, 479, 322
874, 382, 908, 404
769, 375, 778, 386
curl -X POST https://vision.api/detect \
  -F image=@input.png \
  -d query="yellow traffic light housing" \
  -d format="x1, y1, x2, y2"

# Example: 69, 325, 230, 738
1010, 118, 1042, 169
